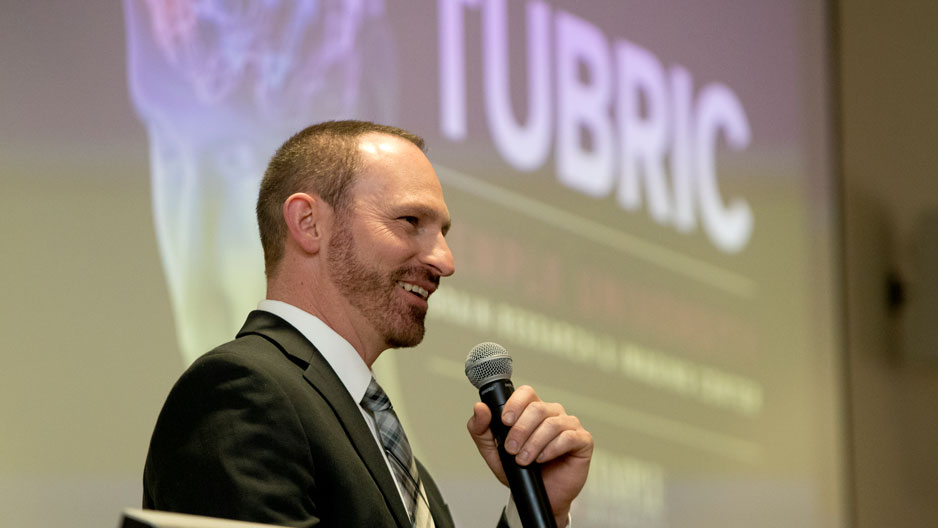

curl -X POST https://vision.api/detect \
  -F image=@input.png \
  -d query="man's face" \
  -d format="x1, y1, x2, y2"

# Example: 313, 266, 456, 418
325, 133, 454, 349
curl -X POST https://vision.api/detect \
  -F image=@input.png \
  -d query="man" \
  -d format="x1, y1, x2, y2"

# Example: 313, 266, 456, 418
143, 120, 593, 527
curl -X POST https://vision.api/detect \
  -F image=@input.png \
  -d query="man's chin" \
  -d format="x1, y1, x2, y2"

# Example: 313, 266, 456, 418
385, 314, 427, 349
386, 326, 425, 349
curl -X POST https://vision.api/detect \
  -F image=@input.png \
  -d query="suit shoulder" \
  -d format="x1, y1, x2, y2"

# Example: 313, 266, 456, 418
183, 333, 301, 381
199, 332, 291, 366
155, 333, 311, 422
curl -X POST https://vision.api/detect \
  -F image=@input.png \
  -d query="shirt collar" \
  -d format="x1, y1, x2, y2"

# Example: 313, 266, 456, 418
257, 299, 373, 404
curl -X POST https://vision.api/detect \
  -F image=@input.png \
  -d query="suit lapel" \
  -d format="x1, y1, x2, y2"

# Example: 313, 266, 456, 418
238, 311, 412, 528
301, 356, 413, 528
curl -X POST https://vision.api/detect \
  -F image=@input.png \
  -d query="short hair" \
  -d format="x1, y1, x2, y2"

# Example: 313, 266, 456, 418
256, 120, 425, 276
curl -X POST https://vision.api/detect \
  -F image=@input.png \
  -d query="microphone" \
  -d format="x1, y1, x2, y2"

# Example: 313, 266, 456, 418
465, 342, 557, 528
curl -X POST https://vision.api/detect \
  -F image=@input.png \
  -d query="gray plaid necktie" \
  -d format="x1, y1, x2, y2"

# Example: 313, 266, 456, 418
361, 377, 433, 528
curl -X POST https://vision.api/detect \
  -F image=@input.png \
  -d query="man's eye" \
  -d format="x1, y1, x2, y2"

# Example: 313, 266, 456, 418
399, 216, 419, 226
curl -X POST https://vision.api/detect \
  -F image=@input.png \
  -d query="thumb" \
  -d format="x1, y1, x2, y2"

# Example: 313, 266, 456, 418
467, 402, 508, 487
467, 402, 493, 437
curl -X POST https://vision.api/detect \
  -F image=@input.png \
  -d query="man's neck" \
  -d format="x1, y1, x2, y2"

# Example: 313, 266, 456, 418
265, 286, 384, 367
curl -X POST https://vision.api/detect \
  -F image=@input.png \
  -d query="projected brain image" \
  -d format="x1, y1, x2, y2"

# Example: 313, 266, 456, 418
125, 0, 398, 363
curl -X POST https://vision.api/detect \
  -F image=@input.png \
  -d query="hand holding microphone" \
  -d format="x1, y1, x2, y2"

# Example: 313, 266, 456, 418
465, 343, 593, 528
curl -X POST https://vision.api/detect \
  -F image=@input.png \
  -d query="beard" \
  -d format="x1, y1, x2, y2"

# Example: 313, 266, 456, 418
326, 220, 433, 348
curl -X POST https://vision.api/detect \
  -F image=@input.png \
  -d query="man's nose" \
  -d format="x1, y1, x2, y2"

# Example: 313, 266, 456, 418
424, 232, 455, 278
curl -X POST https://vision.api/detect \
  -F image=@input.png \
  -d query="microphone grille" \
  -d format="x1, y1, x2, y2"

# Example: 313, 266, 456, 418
465, 342, 513, 389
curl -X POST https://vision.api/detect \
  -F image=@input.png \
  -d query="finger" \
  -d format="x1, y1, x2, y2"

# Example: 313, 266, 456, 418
533, 419, 592, 465
514, 414, 582, 465
503, 400, 566, 455
500, 385, 540, 426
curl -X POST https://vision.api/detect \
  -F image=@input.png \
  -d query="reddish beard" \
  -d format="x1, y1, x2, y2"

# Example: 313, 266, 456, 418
326, 221, 437, 348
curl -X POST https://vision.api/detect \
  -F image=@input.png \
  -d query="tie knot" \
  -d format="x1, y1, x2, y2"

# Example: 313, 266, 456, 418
361, 377, 392, 412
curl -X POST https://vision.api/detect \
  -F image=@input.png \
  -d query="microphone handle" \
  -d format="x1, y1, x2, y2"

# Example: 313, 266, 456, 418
479, 380, 557, 528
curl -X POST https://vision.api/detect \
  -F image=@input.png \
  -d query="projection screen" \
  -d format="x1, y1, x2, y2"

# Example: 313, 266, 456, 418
0, 1, 844, 527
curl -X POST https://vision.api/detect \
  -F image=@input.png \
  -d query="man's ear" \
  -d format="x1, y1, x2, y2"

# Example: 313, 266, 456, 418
283, 192, 331, 254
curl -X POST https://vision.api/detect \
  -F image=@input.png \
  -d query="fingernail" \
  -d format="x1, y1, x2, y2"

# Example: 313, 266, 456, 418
506, 440, 518, 453
519, 449, 532, 464
502, 411, 515, 424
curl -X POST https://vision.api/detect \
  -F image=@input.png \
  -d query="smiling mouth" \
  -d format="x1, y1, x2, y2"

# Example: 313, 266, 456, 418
398, 281, 429, 300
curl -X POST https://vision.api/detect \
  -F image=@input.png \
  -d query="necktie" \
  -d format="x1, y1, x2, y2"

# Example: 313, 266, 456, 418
361, 377, 434, 528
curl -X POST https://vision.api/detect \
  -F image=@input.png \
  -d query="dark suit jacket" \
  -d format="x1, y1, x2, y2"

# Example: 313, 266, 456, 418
143, 310, 457, 528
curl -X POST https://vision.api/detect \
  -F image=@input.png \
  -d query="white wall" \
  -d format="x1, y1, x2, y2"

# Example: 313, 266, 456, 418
839, 1, 938, 526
